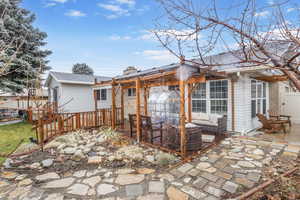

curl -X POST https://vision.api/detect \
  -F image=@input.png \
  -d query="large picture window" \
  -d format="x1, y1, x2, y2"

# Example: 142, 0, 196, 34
251, 80, 267, 118
192, 80, 228, 115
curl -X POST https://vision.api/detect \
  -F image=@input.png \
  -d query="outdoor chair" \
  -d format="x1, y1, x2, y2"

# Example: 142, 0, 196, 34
128, 114, 164, 144
256, 114, 287, 134
195, 115, 227, 136
268, 110, 292, 127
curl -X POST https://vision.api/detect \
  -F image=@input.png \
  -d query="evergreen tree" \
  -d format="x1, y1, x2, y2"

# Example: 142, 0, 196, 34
72, 63, 94, 75
0, 0, 51, 92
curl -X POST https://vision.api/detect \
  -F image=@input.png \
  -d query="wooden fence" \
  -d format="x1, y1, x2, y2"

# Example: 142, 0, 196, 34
36, 108, 122, 147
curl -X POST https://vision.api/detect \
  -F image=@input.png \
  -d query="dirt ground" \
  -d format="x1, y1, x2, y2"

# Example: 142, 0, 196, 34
250, 156, 300, 200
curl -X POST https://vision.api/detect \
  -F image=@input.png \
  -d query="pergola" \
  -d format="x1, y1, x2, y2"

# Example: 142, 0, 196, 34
93, 60, 289, 158
93, 61, 228, 158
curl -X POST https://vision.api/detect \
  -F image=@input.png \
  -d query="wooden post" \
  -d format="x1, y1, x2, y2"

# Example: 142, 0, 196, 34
111, 79, 116, 129
93, 90, 98, 111
187, 83, 192, 123
136, 78, 141, 143
231, 79, 235, 131
121, 87, 125, 129
143, 87, 148, 116
179, 80, 187, 158
76, 113, 81, 129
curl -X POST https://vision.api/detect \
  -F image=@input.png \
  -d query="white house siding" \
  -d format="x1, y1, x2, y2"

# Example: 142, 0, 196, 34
60, 83, 95, 113
234, 74, 270, 134
48, 77, 62, 103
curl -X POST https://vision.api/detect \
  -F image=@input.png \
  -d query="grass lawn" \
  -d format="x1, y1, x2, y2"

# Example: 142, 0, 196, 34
0, 122, 35, 164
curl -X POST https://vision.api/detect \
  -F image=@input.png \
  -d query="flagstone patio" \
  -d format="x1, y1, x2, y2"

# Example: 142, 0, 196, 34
0, 135, 299, 200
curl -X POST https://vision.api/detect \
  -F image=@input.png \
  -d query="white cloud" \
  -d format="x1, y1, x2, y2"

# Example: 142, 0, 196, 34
115, 0, 135, 6
254, 11, 270, 17
287, 7, 300, 12
98, 3, 130, 19
52, 0, 68, 3
139, 29, 199, 41
109, 35, 132, 40
65, 10, 86, 17
45, 2, 57, 7
136, 50, 177, 61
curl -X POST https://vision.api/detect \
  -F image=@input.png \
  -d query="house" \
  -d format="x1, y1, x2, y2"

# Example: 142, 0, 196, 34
45, 71, 111, 113
93, 45, 291, 135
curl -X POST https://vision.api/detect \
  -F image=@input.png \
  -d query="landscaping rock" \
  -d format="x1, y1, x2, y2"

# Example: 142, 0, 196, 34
42, 177, 75, 188
42, 159, 53, 168
167, 186, 188, 200
64, 147, 76, 155
67, 183, 89, 196
125, 184, 144, 196
97, 184, 118, 196
115, 174, 145, 185
87, 156, 102, 164
82, 176, 101, 187
36, 172, 60, 181
148, 181, 164, 193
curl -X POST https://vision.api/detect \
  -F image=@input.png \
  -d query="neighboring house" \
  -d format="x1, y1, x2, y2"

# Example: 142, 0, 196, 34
45, 71, 111, 113
94, 43, 293, 135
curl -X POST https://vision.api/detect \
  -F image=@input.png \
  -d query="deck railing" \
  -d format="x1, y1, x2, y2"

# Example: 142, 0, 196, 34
35, 108, 122, 148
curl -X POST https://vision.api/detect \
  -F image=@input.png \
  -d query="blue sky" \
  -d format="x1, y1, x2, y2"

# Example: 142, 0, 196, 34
21, 0, 299, 77
22, 0, 176, 77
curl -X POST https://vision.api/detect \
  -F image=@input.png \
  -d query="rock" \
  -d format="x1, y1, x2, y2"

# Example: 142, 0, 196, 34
3, 158, 12, 168
116, 168, 135, 174
64, 147, 76, 155
104, 171, 113, 178
204, 167, 217, 173
18, 178, 33, 186
42, 177, 75, 188
44, 193, 64, 200
205, 186, 224, 197
36, 172, 60, 181
177, 163, 194, 173
183, 176, 192, 183
72, 150, 85, 161
73, 170, 86, 178
222, 181, 239, 193
237, 161, 255, 168
196, 162, 211, 170
87, 156, 102, 164
137, 168, 155, 174
167, 186, 188, 200
145, 155, 155, 163
125, 184, 144, 196
97, 184, 118, 195
0, 171, 19, 180
253, 149, 264, 155
44, 141, 62, 149
137, 194, 164, 200
0, 180, 9, 189
181, 186, 206, 199
83, 176, 101, 187
42, 159, 53, 168
67, 183, 89, 196
30, 162, 41, 169
115, 174, 145, 185
158, 173, 175, 182
15, 174, 27, 181
149, 181, 164, 193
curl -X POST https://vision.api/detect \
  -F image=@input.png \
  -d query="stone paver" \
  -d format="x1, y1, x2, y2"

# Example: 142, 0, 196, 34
1, 135, 299, 200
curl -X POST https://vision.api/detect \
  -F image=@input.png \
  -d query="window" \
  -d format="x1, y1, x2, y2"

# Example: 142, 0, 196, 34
192, 83, 206, 113
210, 80, 228, 114
96, 89, 107, 100
251, 80, 267, 118
168, 85, 179, 91
128, 88, 136, 97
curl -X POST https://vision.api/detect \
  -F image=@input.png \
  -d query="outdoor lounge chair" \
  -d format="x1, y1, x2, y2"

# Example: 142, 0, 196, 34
128, 114, 164, 144
194, 115, 227, 136
256, 114, 287, 134
268, 110, 292, 127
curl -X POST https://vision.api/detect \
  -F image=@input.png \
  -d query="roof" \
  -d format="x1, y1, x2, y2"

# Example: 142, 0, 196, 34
45, 71, 111, 86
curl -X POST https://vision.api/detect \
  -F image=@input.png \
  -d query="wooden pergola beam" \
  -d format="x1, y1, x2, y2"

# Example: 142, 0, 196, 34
136, 78, 141, 143
253, 75, 288, 82
187, 83, 192, 123
179, 79, 187, 158
121, 87, 125, 129
111, 79, 116, 129
143, 87, 148, 116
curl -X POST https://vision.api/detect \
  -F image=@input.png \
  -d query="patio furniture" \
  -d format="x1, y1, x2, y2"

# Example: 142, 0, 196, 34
256, 114, 287, 134
194, 115, 227, 136
128, 114, 164, 144
268, 110, 292, 127
165, 125, 202, 151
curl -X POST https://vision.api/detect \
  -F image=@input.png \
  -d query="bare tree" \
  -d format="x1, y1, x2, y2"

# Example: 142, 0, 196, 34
154, 0, 300, 90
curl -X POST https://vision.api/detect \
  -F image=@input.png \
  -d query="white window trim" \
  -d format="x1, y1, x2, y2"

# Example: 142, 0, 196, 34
251, 80, 267, 118
192, 79, 228, 115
